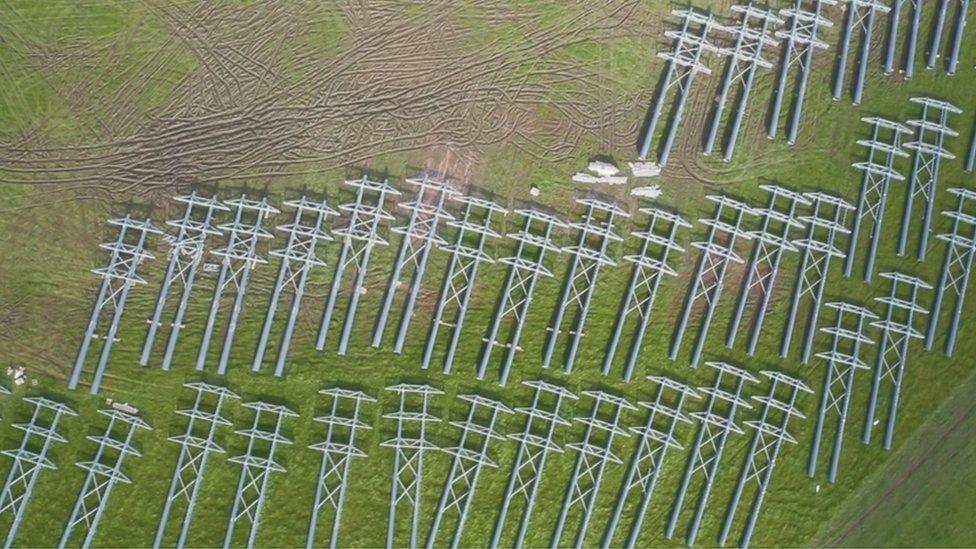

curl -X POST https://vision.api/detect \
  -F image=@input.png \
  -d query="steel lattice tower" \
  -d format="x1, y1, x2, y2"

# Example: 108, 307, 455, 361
927, 0, 971, 73
490, 380, 578, 549
926, 188, 976, 356
768, 0, 836, 144
727, 185, 809, 355
781, 192, 854, 363
832, 0, 892, 104
883, 0, 927, 77
423, 196, 507, 372
252, 196, 338, 376
602, 377, 700, 549
665, 362, 759, 546
223, 401, 296, 549
0, 397, 75, 549
639, 8, 725, 167
373, 175, 458, 351
196, 195, 279, 374
603, 208, 690, 381
897, 96, 961, 260
670, 196, 755, 367
317, 176, 401, 355
844, 117, 912, 281
426, 395, 512, 549
966, 116, 976, 172
718, 371, 812, 548
478, 209, 566, 385
154, 382, 239, 549
70, 215, 161, 394
543, 198, 628, 373
382, 384, 443, 549
863, 272, 931, 450
59, 409, 151, 548
550, 390, 636, 549
306, 388, 375, 549
704, 4, 781, 161
808, 302, 877, 483
140, 193, 228, 370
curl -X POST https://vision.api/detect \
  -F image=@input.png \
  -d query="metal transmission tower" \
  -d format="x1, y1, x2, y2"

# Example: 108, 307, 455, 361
781, 192, 854, 364
70, 215, 160, 395
317, 176, 401, 355
252, 196, 339, 376
727, 185, 809, 355
967, 118, 976, 172
929, 0, 971, 73
543, 198, 628, 373
808, 302, 877, 483
897, 97, 961, 260
665, 362, 758, 546
883, 0, 923, 76
550, 390, 636, 549
140, 193, 228, 370
863, 272, 930, 450
382, 384, 443, 549
426, 395, 512, 549
154, 382, 239, 549
670, 196, 755, 367
223, 401, 296, 548
718, 371, 812, 548
423, 196, 507, 372
0, 397, 75, 548
926, 188, 976, 356
196, 196, 279, 374
602, 377, 700, 549
373, 175, 458, 352
639, 8, 725, 167
477, 209, 566, 385
845, 117, 912, 281
306, 388, 374, 549
603, 208, 690, 381
832, 0, 892, 104
490, 380, 578, 549
59, 409, 152, 548
768, 0, 836, 144
704, 4, 781, 161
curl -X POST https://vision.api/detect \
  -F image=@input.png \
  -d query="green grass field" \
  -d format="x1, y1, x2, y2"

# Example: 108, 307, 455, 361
0, 0, 975, 547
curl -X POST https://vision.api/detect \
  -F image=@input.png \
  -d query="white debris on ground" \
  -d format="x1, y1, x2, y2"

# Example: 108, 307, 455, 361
816, 484, 821, 493
111, 401, 141, 415
631, 185, 663, 199
6, 366, 26, 386
629, 161, 662, 178
529, 185, 540, 197
572, 160, 628, 185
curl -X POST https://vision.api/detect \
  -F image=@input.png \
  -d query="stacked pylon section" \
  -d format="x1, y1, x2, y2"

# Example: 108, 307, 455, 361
141, 192, 227, 370
781, 192, 854, 363
424, 196, 506, 372
478, 209, 566, 384
196, 195, 279, 374
373, 174, 458, 352
727, 184, 808, 355
490, 380, 577, 548
544, 198, 628, 373
603, 208, 689, 380
306, 388, 374, 549
427, 395, 512, 548
671, 196, 755, 366
926, 0, 971, 74
60, 408, 152, 548
926, 188, 976, 356
0, 397, 76, 547
832, 0, 891, 104
863, 272, 931, 450
808, 302, 877, 483
845, 117, 912, 280
317, 176, 400, 355
253, 196, 339, 376
71, 216, 160, 394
